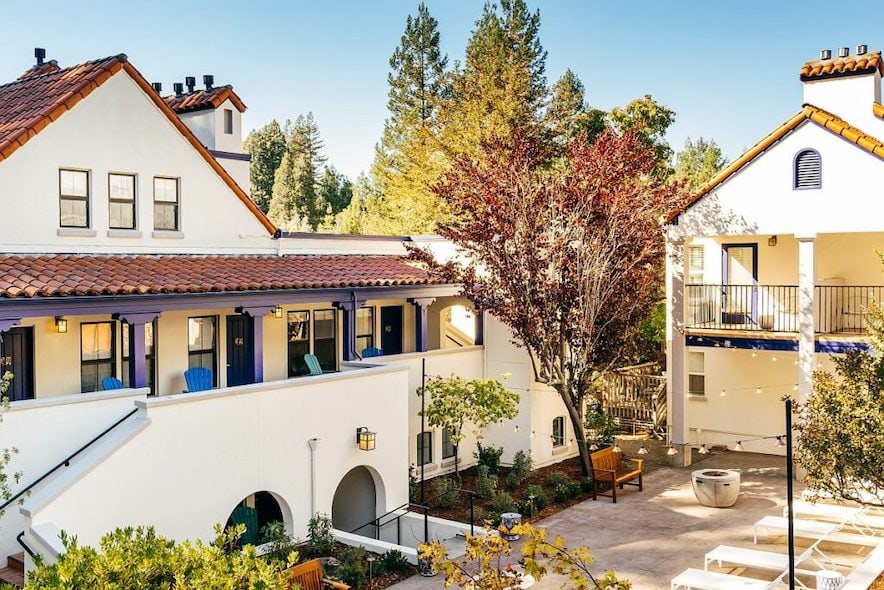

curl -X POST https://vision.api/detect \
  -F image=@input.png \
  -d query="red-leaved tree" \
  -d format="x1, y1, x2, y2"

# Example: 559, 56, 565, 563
411, 131, 684, 476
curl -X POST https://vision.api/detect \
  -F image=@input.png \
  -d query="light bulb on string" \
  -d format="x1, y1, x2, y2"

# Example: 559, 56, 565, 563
588, 443, 599, 451
698, 443, 709, 455
666, 445, 678, 456
530, 430, 536, 439
771, 355, 778, 362
734, 441, 744, 452
775, 436, 786, 447
793, 359, 799, 366
514, 425, 520, 433
793, 384, 799, 392
751, 350, 758, 358
720, 389, 727, 397
637, 445, 648, 455
755, 386, 762, 395
612, 443, 622, 453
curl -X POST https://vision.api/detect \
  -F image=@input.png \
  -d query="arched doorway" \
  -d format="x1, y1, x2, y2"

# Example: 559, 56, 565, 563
226, 490, 286, 546
332, 466, 379, 536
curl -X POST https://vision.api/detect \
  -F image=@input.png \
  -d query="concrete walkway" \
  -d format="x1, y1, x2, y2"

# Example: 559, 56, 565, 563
391, 452, 807, 590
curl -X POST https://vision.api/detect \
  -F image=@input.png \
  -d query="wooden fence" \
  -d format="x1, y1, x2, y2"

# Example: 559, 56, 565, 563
600, 362, 667, 435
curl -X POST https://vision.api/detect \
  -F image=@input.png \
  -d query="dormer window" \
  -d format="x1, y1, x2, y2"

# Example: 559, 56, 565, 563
794, 149, 821, 189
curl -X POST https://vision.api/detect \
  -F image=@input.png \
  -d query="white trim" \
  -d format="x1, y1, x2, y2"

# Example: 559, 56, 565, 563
56, 228, 97, 237
8, 388, 147, 412
107, 229, 143, 238
151, 230, 185, 239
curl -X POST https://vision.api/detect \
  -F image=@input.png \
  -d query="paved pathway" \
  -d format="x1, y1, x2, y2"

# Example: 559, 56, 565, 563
391, 452, 806, 590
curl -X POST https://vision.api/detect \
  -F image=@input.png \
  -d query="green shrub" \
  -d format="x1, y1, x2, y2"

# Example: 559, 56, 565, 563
580, 477, 595, 495
306, 513, 334, 557
522, 484, 548, 512
489, 490, 516, 514
475, 465, 497, 500
258, 521, 299, 566
546, 470, 569, 488
475, 443, 504, 474
408, 465, 418, 503
507, 450, 533, 489
338, 546, 367, 588
553, 481, 580, 503
377, 549, 410, 574
431, 476, 458, 509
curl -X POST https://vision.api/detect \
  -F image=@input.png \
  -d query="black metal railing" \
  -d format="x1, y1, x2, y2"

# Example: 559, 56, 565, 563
686, 284, 799, 332
0, 408, 139, 515
349, 502, 430, 546
17, 530, 37, 560
815, 285, 884, 334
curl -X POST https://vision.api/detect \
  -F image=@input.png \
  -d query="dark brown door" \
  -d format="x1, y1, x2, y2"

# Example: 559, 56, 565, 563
1, 327, 35, 401
226, 315, 254, 387
380, 306, 403, 355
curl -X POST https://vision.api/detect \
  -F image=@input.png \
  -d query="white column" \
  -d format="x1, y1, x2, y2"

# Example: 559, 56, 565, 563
797, 235, 816, 404
666, 236, 688, 459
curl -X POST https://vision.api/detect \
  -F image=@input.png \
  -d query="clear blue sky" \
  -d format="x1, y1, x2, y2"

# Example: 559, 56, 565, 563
1, 1, 881, 180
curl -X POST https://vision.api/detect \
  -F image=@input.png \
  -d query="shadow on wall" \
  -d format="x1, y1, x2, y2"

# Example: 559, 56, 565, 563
332, 466, 385, 537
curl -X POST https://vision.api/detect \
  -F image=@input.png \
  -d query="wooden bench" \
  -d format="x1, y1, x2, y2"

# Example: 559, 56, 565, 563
590, 447, 643, 503
283, 559, 350, 590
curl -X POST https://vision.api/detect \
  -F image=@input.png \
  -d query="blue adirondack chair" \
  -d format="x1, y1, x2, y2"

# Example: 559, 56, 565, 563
101, 376, 124, 390
303, 354, 324, 376
229, 504, 259, 547
362, 347, 384, 358
184, 367, 213, 392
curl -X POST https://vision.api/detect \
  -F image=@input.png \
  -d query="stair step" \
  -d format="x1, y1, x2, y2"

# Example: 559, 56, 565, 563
0, 565, 24, 588
7, 552, 23, 572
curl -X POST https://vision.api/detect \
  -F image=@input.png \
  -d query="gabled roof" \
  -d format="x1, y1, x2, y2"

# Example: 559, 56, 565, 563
17, 60, 61, 80
0, 254, 434, 298
163, 85, 246, 114
800, 51, 883, 81
0, 54, 275, 234
668, 104, 884, 224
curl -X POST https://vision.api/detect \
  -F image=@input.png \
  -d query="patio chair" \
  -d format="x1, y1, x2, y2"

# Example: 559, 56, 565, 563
184, 367, 213, 393
787, 501, 884, 537
754, 515, 879, 548
229, 504, 259, 547
361, 347, 383, 358
705, 544, 821, 584
671, 567, 779, 590
303, 354, 323, 376
283, 559, 349, 590
101, 376, 124, 390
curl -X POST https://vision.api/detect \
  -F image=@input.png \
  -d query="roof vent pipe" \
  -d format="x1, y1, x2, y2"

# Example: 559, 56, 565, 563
151, 82, 162, 94
185, 76, 196, 93
838, 47, 849, 58
203, 75, 214, 90
173, 82, 184, 96
856, 44, 868, 55
34, 47, 46, 66
820, 49, 832, 60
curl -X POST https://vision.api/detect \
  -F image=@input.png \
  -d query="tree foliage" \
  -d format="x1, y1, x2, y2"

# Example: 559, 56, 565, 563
243, 120, 287, 213
672, 137, 727, 193
26, 525, 297, 589
411, 131, 684, 475
796, 286, 884, 506
609, 95, 675, 176
420, 522, 629, 590
0, 371, 20, 523
268, 114, 329, 231
420, 375, 519, 482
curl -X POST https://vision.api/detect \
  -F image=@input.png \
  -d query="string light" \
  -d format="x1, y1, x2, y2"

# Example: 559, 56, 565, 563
775, 436, 786, 448
514, 425, 520, 433
771, 355, 778, 362
611, 443, 622, 453
719, 389, 727, 397
755, 387, 762, 395
793, 359, 800, 366
637, 445, 648, 455
588, 443, 599, 451
734, 441, 744, 452
698, 443, 709, 455
666, 445, 679, 456
751, 351, 758, 358
529, 430, 535, 439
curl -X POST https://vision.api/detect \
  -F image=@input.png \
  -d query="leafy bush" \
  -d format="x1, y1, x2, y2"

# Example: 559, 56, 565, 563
409, 465, 418, 503
377, 549, 411, 574
307, 513, 334, 557
546, 470, 569, 488
553, 481, 581, 503
522, 484, 548, 512
474, 443, 504, 475
431, 476, 458, 509
338, 546, 366, 588
580, 477, 595, 495
475, 465, 497, 500
489, 490, 516, 514
585, 400, 617, 446
259, 521, 299, 566
507, 450, 532, 489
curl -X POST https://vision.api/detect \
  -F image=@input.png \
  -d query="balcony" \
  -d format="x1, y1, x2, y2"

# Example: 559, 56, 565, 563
686, 284, 884, 334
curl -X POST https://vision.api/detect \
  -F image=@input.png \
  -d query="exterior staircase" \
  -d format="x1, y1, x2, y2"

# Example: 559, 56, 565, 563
0, 552, 24, 588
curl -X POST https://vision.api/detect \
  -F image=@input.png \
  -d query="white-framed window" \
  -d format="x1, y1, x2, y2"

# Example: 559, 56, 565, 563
417, 431, 433, 465
108, 173, 136, 229
794, 149, 821, 190
153, 177, 179, 231
688, 245, 704, 285
442, 428, 456, 460
688, 350, 705, 396
552, 416, 565, 447
59, 169, 90, 228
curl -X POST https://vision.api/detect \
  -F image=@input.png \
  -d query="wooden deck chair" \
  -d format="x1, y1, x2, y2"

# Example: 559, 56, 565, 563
361, 347, 384, 358
101, 376, 124, 390
184, 367, 213, 392
229, 504, 259, 547
283, 559, 349, 590
303, 354, 324, 376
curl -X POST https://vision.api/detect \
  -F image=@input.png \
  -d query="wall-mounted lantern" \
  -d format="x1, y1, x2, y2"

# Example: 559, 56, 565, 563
768, 235, 778, 247
274, 305, 284, 319
54, 316, 68, 334
356, 427, 376, 451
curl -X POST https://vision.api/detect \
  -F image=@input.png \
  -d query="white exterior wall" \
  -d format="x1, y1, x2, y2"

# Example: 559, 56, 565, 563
802, 72, 883, 135
213, 99, 243, 154
0, 72, 271, 254
22, 365, 410, 551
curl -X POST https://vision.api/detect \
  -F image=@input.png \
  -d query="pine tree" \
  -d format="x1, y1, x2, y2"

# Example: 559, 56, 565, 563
243, 120, 286, 213
609, 94, 676, 175
673, 137, 727, 193
317, 166, 353, 216
547, 69, 585, 140
267, 114, 326, 230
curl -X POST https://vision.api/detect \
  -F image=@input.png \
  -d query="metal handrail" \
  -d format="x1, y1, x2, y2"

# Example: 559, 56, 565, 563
0, 408, 139, 514
17, 530, 37, 560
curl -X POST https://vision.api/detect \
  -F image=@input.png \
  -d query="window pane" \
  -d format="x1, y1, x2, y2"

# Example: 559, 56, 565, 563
188, 317, 215, 352
417, 432, 432, 465
552, 417, 565, 446
109, 201, 135, 229
60, 198, 88, 227
109, 174, 134, 200
688, 351, 704, 374
82, 323, 113, 361
314, 310, 335, 339
357, 308, 373, 337
154, 203, 177, 230
61, 170, 88, 197
442, 429, 455, 459
81, 361, 112, 393
689, 374, 706, 396
154, 178, 176, 202
287, 311, 310, 377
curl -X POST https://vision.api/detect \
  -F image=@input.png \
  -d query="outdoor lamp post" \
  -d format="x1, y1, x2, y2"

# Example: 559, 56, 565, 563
356, 427, 376, 451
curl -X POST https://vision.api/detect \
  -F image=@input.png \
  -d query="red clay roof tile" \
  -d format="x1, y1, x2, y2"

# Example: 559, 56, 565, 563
800, 51, 883, 81
163, 85, 246, 114
0, 254, 436, 299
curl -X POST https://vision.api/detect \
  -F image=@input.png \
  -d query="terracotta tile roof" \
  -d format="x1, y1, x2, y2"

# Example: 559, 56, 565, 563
163, 85, 246, 114
0, 254, 435, 298
800, 51, 883, 81
874, 103, 884, 119
17, 60, 61, 80
0, 54, 275, 234
668, 104, 884, 224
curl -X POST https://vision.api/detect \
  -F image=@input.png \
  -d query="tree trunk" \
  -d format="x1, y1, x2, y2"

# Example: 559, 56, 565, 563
557, 383, 593, 477
454, 444, 461, 484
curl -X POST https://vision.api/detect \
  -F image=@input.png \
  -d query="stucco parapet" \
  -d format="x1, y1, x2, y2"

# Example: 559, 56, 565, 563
8, 388, 147, 412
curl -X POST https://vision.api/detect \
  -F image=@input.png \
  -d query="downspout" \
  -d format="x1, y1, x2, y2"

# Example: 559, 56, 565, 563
307, 438, 321, 515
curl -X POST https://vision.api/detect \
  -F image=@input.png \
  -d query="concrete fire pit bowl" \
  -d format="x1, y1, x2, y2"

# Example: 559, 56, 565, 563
691, 469, 741, 507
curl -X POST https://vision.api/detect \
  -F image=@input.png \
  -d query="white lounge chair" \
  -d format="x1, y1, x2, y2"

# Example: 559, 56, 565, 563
788, 500, 884, 534
704, 545, 818, 588
753, 516, 837, 544
671, 568, 780, 589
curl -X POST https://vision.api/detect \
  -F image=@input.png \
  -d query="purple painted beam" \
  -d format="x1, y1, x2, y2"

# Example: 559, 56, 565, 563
409, 298, 436, 353
334, 296, 366, 361
251, 314, 264, 383
113, 312, 160, 389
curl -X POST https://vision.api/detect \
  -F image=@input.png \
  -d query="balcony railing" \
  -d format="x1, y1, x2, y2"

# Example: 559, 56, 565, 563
685, 284, 884, 334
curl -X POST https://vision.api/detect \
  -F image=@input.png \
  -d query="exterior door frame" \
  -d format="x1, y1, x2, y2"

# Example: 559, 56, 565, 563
226, 314, 255, 387
721, 243, 759, 325
380, 305, 404, 356
1, 326, 35, 402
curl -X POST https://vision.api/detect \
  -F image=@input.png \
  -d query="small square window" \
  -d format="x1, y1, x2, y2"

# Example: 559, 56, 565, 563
223, 109, 233, 135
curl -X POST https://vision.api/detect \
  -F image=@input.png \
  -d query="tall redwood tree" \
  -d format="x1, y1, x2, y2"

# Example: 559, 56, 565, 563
411, 131, 683, 475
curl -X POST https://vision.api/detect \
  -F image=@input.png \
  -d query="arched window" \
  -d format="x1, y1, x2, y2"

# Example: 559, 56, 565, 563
794, 149, 821, 189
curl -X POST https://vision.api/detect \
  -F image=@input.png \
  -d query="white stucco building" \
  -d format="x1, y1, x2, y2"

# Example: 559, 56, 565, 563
0, 49, 581, 584
666, 46, 884, 457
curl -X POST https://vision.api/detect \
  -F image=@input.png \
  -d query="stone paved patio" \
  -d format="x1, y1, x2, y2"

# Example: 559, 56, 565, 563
390, 451, 873, 590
